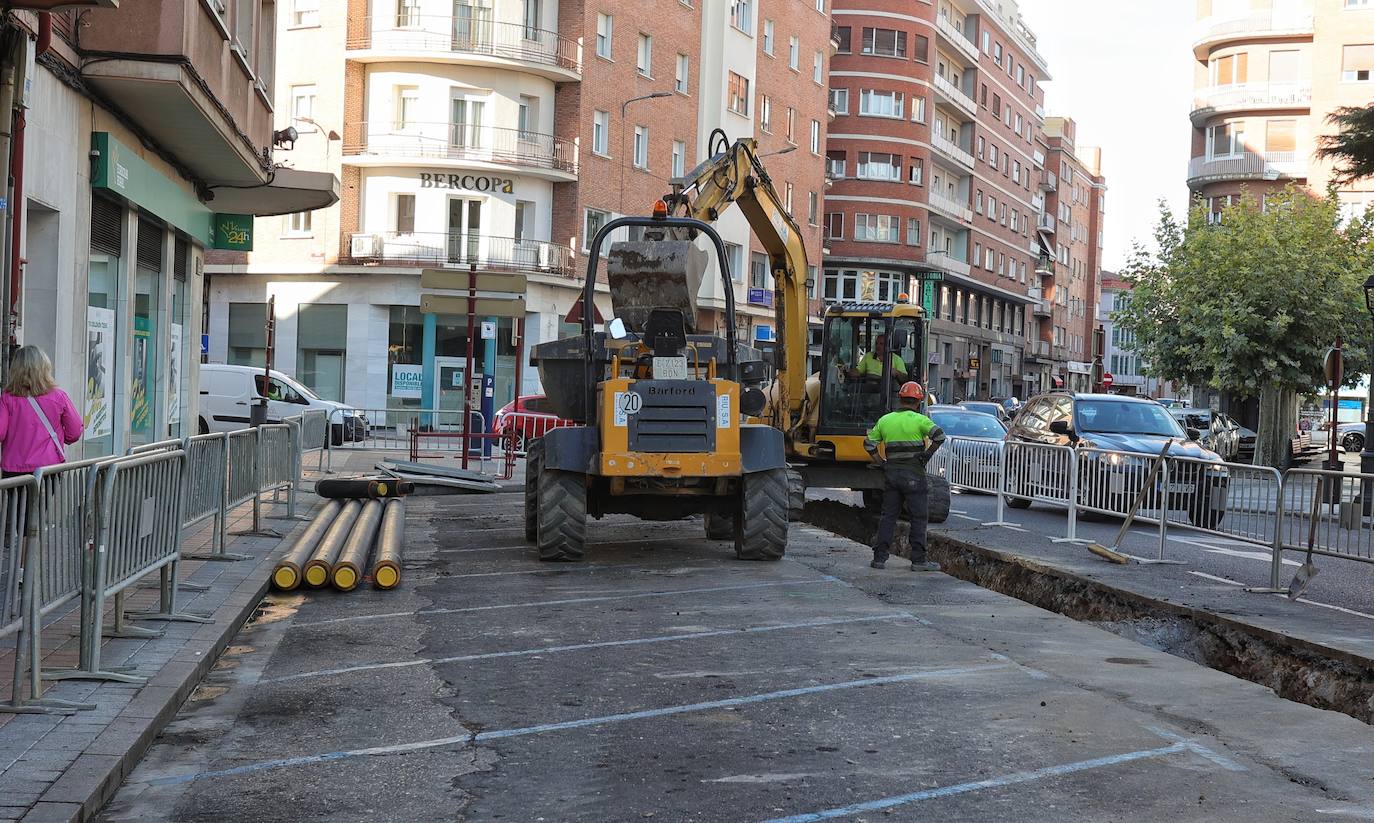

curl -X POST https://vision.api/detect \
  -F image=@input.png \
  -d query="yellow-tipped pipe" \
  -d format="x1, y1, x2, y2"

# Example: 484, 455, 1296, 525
371, 498, 405, 590
333, 499, 384, 592
304, 500, 362, 587
272, 500, 343, 591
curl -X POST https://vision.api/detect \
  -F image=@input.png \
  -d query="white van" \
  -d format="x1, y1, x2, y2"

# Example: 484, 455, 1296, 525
198, 364, 367, 445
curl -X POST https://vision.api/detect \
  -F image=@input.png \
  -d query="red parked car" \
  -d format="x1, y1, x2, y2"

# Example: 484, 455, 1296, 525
494, 394, 574, 452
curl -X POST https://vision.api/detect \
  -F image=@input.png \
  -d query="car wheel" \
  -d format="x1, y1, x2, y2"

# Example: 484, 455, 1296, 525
1344, 433, 1364, 453
198, 417, 209, 435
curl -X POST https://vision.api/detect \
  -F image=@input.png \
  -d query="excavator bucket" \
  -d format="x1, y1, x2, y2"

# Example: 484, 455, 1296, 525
607, 240, 706, 333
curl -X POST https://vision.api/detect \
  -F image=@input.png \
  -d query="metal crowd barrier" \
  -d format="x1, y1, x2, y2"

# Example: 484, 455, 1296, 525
326, 407, 488, 472
495, 411, 577, 457
1000, 441, 1084, 542
1270, 469, 1374, 589
298, 408, 330, 472
258, 421, 299, 519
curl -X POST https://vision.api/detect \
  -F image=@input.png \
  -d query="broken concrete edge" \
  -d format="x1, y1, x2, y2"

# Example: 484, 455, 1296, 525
800, 499, 1374, 725
22, 503, 320, 823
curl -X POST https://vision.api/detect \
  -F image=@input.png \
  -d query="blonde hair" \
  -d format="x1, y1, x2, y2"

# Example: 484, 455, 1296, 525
5, 346, 57, 398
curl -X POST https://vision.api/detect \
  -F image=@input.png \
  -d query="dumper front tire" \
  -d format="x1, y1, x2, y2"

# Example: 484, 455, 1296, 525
735, 469, 787, 561
704, 514, 734, 540
524, 439, 543, 543
538, 469, 586, 562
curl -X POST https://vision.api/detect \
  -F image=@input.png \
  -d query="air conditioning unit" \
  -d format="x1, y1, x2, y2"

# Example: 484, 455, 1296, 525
351, 233, 383, 258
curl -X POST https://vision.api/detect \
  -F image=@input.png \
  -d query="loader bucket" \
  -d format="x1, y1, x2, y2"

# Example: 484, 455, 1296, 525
607, 240, 707, 333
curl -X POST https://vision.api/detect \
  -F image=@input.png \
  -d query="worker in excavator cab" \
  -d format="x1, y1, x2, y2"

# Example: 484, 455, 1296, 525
863, 381, 944, 572
847, 334, 908, 383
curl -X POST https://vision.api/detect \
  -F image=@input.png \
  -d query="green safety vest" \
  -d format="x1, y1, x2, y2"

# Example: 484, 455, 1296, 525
856, 352, 907, 378
865, 409, 943, 466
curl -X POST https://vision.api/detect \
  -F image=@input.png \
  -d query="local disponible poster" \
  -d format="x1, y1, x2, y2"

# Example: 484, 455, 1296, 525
168, 323, 182, 425
85, 306, 113, 439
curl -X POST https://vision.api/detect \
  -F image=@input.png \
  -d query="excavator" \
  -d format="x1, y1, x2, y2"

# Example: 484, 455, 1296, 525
664, 129, 951, 524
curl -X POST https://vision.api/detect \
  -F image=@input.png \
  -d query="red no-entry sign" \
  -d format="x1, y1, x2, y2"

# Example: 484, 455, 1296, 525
1102, 372, 1114, 389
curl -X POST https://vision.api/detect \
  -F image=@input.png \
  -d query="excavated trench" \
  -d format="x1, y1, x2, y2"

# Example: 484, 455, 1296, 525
801, 499, 1374, 725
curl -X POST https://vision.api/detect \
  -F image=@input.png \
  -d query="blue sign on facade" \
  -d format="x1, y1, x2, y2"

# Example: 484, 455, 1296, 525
747, 288, 772, 307
200, 334, 209, 355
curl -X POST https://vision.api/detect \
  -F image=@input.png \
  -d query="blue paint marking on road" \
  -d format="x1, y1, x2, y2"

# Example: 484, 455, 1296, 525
264, 614, 913, 684
472, 664, 1009, 741
756, 743, 1192, 823
143, 663, 1010, 787
294, 578, 838, 628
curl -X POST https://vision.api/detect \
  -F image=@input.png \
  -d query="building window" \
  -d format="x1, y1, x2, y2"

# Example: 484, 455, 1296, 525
814, 51, 824, 83
861, 27, 906, 57
789, 35, 800, 70
593, 110, 609, 155
994, 41, 1003, 65
672, 139, 686, 178
395, 0, 421, 27
291, 0, 318, 27
522, 0, 540, 35
825, 212, 844, 240
763, 19, 774, 54
286, 211, 312, 236
291, 84, 316, 129
858, 89, 903, 118
810, 119, 820, 154
726, 242, 744, 282
906, 218, 921, 246
829, 87, 848, 114
1342, 44, 1374, 81
750, 252, 769, 289
637, 33, 653, 76
855, 213, 899, 243
808, 191, 819, 225
517, 95, 538, 140
597, 13, 613, 59
394, 194, 415, 234
1267, 118, 1296, 154
676, 53, 689, 93
728, 71, 750, 115
911, 96, 926, 123
731, 0, 753, 32
584, 208, 610, 252
1211, 52, 1248, 86
786, 106, 795, 142
297, 305, 348, 402
909, 158, 923, 185
785, 182, 794, 213
856, 151, 901, 181
826, 149, 845, 178
395, 86, 420, 129
914, 34, 929, 63
833, 25, 851, 53
633, 125, 649, 168
228, 303, 267, 367
1207, 122, 1245, 158
760, 94, 772, 131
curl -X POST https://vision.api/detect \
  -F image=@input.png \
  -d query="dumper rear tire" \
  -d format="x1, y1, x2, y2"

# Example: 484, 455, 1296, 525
538, 469, 586, 562
735, 469, 787, 561
524, 439, 543, 543
704, 514, 734, 540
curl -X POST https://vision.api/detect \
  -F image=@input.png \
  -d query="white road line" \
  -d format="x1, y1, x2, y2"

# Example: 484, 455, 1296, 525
1203, 547, 1301, 567
1188, 571, 1244, 586
953, 514, 978, 522
1279, 594, 1374, 621
148, 663, 1011, 786
263, 614, 912, 684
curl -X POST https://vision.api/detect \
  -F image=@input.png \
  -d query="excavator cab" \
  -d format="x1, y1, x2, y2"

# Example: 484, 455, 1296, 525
816, 306, 925, 437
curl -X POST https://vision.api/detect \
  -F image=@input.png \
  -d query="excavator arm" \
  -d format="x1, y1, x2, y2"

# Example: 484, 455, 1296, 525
663, 130, 811, 431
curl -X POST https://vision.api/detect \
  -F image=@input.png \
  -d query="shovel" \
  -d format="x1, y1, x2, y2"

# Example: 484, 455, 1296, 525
1287, 476, 1323, 600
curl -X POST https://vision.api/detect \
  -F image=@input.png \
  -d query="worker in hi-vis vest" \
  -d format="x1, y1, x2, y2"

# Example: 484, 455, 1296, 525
863, 381, 945, 571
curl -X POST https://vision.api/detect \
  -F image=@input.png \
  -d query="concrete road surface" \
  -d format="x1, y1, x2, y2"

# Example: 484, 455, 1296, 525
100, 490, 1374, 822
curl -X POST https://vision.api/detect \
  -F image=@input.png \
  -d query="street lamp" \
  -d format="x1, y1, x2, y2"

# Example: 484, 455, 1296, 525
1361, 274, 1374, 483
619, 92, 674, 212
762, 146, 797, 157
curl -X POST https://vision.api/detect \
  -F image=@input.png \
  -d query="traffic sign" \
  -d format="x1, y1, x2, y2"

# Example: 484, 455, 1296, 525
1102, 372, 1114, 389
420, 269, 527, 294
420, 294, 526, 318
564, 294, 605, 325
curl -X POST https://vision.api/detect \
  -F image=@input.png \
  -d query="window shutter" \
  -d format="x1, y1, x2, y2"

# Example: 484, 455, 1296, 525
90, 196, 123, 255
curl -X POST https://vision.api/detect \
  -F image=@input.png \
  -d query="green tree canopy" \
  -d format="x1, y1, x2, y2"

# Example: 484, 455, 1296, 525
1318, 105, 1374, 185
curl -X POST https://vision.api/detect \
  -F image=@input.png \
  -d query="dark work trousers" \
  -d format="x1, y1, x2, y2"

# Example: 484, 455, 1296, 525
871, 465, 929, 563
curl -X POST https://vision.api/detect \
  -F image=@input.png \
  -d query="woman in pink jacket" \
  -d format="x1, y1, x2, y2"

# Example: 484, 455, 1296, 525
0, 346, 83, 477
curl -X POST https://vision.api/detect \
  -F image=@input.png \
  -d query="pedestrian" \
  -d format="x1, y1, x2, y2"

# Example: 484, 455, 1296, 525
0, 346, 83, 478
864, 381, 945, 571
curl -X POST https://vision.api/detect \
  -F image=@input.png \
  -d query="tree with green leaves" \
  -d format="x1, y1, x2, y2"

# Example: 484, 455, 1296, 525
1318, 105, 1374, 185
1114, 186, 1374, 468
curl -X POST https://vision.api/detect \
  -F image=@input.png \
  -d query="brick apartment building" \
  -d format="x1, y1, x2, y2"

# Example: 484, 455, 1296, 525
1188, 0, 1374, 215
1042, 116, 1106, 393
209, 0, 831, 420
823, 0, 1082, 403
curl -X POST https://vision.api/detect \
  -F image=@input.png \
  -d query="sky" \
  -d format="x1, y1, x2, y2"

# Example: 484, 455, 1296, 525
1016, 0, 1196, 271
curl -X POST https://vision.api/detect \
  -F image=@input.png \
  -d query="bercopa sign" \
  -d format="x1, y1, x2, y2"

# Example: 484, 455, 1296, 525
418, 172, 515, 193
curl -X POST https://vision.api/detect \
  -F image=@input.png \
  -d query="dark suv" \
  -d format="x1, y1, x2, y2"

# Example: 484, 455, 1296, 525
1003, 392, 1228, 528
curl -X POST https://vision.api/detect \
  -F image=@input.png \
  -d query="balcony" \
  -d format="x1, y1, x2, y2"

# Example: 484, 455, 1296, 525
344, 232, 572, 276
1034, 103, 1046, 120
926, 253, 971, 277
927, 190, 973, 223
1186, 151, 1303, 188
1028, 289, 1052, 317
1030, 193, 1045, 213
931, 133, 975, 170
347, 14, 582, 81
343, 122, 578, 181
933, 73, 978, 118
1035, 255, 1055, 275
1193, 10, 1314, 59
1039, 169, 1058, 192
1190, 83, 1312, 125
1037, 214, 1056, 233
1029, 340, 1051, 359
935, 15, 979, 64
1032, 148, 1046, 168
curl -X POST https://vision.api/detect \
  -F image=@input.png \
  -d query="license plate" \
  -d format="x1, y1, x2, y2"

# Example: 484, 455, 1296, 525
653, 356, 689, 380
1166, 482, 1192, 494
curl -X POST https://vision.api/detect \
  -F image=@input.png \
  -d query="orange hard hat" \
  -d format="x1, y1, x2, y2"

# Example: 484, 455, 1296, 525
898, 381, 925, 401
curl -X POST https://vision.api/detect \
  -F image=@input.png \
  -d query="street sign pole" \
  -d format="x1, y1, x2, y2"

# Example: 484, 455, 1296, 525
462, 264, 477, 470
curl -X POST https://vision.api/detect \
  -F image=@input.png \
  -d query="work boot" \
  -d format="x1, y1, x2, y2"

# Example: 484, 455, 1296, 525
870, 557, 887, 569
910, 560, 940, 572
